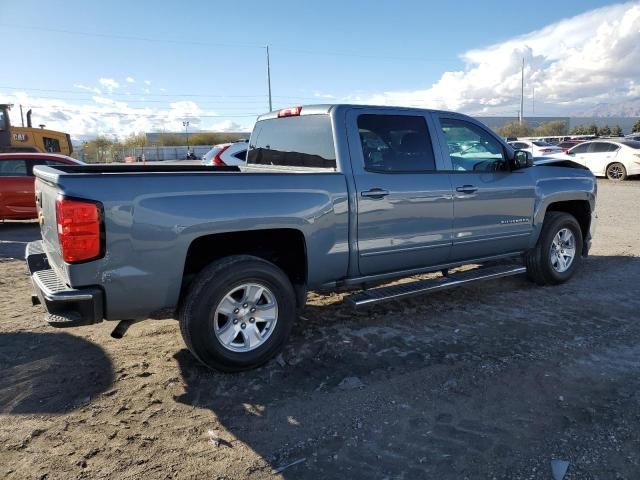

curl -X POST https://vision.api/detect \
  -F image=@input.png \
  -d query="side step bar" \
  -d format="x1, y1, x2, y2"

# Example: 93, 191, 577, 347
346, 264, 527, 308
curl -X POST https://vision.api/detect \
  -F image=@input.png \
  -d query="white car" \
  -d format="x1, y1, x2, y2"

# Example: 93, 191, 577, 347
509, 140, 563, 156
563, 140, 640, 180
202, 139, 248, 166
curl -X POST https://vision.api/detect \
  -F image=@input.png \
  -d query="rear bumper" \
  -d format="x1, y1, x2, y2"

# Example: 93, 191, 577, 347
26, 241, 104, 327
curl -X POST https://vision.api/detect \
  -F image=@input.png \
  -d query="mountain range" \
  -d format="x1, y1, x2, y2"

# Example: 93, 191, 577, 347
572, 98, 640, 117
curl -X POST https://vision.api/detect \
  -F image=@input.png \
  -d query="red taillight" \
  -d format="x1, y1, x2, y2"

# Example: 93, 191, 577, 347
212, 144, 230, 166
56, 198, 102, 263
277, 106, 302, 118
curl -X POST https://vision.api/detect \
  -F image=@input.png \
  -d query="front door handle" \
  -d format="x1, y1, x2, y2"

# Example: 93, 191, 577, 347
456, 185, 478, 194
361, 188, 390, 199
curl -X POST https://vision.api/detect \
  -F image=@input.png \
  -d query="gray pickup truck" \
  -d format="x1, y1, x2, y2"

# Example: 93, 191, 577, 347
27, 104, 596, 371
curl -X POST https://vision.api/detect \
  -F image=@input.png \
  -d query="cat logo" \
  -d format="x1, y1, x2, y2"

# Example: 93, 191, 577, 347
12, 133, 28, 142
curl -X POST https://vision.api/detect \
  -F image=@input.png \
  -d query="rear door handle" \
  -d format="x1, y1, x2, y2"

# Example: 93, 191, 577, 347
361, 188, 390, 199
456, 185, 478, 194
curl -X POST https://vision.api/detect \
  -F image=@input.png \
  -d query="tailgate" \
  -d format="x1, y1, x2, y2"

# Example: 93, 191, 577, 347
34, 174, 67, 281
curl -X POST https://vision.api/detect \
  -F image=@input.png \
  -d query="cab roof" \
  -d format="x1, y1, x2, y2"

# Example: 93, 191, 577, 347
256, 104, 452, 122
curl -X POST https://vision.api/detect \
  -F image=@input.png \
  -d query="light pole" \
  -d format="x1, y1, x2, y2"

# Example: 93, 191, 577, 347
266, 45, 272, 112
183, 121, 190, 153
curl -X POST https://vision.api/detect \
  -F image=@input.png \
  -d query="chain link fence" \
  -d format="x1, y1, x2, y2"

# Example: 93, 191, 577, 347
78, 145, 214, 163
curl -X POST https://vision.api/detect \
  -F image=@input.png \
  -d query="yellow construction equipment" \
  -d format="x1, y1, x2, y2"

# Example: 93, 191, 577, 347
0, 104, 73, 155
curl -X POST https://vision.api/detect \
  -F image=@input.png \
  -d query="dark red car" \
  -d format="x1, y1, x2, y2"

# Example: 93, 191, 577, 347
0, 153, 83, 220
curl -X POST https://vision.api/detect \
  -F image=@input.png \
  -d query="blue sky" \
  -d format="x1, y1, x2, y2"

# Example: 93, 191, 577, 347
1, 0, 638, 137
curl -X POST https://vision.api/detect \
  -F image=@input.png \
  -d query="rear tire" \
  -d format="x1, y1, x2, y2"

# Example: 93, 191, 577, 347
606, 162, 627, 181
525, 212, 583, 286
178, 255, 296, 372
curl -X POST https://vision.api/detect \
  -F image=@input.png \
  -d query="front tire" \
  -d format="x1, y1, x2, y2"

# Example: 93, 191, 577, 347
178, 255, 296, 372
525, 212, 583, 286
606, 162, 627, 181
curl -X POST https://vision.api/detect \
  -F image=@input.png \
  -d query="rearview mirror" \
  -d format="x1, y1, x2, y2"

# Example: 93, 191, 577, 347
513, 150, 533, 169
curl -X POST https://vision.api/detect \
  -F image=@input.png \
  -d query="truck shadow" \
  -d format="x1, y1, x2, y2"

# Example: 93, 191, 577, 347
0, 222, 40, 259
0, 332, 114, 414
171, 254, 640, 477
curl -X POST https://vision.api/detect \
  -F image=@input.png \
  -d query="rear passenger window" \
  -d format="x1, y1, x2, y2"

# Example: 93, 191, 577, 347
0, 160, 28, 176
248, 115, 336, 169
357, 115, 436, 172
570, 143, 589, 154
589, 142, 618, 153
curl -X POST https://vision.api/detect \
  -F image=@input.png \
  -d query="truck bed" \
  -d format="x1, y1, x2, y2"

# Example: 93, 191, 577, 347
43, 164, 240, 174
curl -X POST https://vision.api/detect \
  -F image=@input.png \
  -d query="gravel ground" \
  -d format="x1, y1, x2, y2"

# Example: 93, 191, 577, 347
1, 179, 639, 479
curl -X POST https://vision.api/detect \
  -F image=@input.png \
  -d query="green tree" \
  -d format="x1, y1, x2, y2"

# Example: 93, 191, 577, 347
570, 125, 587, 135
632, 119, 640, 133
599, 125, 611, 136
496, 121, 533, 138
189, 132, 248, 146
534, 120, 568, 137
611, 125, 623, 137
156, 132, 184, 146
587, 123, 599, 136
121, 133, 146, 149
83, 135, 113, 163
189, 132, 222, 146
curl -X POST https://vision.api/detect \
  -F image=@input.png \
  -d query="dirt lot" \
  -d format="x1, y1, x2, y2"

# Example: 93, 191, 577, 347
1, 179, 639, 479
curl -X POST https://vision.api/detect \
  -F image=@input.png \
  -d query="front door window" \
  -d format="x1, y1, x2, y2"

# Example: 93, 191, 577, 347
440, 118, 507, 172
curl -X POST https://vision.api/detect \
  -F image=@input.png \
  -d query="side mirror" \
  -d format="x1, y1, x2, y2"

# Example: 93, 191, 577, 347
513, 150, 533, 169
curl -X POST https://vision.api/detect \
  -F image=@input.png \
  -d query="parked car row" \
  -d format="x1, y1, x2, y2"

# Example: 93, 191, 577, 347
509, 138, 640, 181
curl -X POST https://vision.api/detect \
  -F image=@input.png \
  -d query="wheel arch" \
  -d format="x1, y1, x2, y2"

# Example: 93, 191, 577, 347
532, 199, 592, 255
180, 228, 308, 307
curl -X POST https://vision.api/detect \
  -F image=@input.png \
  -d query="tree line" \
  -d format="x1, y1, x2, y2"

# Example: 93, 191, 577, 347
494, 120, 634, 138
80, 131, 247, 163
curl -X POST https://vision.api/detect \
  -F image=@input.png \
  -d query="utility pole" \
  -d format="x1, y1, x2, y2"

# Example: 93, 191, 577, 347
20, 104, 24, 127
519, 57, 524, 125
266, 45, 273, 112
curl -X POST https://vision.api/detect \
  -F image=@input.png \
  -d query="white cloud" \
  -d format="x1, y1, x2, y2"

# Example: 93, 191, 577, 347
313, 92, 336, 99
98, 78, 120, 93
73, 84, 101, 95
126, 77, 135, 83
361, 2, 640, 115
0, 90, 254, 138
209, 120, 244, 131
144, 80, 151, 86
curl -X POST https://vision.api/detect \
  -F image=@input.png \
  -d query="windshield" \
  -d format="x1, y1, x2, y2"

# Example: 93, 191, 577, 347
621, 141, 640, 149
532, 141, 554, 147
